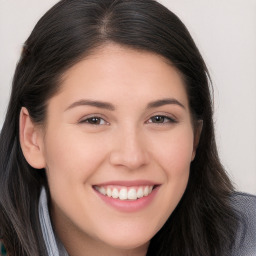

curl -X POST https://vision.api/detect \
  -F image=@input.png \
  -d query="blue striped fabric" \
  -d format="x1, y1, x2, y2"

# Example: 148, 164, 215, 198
38, 188, 69, 256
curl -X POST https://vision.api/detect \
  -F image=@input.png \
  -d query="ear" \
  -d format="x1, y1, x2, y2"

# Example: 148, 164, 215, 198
191, 120, 203, 161
19, 107, 46, 169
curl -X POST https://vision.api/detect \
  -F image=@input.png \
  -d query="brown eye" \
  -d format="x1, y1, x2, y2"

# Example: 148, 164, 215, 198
149, 115, 176, 124
80, 117, 107, 125
87, 117, 101, 124
151, 116, 165, 123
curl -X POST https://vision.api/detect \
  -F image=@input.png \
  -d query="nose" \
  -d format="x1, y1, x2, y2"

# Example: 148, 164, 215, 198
109, 128, 150, 170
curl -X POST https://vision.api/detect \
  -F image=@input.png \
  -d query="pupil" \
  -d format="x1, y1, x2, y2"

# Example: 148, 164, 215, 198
90, 118, 99, 124
154, 116, 163, 123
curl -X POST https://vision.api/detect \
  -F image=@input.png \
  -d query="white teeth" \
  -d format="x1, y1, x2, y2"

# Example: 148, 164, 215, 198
107, 187, 112, 197
95, 185, 154, 200
112, 188, 119, 199
98, 187, 106, 195
137, 187, 144, 198
144, 186, 149, 196
127, 188, 137, 200
119, 188, 128, 200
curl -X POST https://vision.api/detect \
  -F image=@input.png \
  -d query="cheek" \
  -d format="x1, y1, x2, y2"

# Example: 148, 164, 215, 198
152, 129, 194, 176
43, 128, 109, 186
145, 130, 193, 232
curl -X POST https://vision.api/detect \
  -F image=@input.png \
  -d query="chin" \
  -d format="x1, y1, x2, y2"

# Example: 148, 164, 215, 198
100, 232, 152, 251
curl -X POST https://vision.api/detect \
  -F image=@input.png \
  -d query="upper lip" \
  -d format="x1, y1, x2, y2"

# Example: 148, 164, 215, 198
93, 180, 160, 187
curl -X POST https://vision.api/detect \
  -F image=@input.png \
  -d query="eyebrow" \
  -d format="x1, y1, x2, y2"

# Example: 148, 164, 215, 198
146, 98, 185, 109
65, 98, 185, 112
65, 99, 115, 111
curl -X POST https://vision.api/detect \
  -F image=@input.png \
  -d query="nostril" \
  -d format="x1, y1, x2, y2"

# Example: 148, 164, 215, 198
109, 150, 149, 170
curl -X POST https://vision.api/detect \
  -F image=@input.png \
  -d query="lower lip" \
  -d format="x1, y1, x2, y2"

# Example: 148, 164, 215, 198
94, 186, 160, 213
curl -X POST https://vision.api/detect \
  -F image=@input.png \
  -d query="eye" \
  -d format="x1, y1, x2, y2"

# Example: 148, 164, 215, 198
79, 116, 108, 125
148, 115, 176, 124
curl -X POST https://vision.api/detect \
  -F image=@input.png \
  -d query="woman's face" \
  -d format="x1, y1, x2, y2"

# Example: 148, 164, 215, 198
35, 44, 198, 254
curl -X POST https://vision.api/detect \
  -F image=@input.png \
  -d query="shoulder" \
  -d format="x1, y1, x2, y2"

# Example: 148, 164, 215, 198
231, 192, 256, 256
232, 192, 256, 217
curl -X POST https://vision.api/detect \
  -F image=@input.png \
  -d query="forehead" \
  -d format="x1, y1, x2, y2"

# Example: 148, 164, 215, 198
52, 44, 189, 110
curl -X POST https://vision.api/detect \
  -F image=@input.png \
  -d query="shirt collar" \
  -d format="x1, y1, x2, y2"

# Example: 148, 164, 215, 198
38, 187, 69, 256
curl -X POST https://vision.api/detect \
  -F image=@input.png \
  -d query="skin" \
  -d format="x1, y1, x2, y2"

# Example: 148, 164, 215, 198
20, 44, 200, 256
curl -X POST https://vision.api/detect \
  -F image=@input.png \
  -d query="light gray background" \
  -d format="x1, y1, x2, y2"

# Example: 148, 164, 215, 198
0, 0, 255, 194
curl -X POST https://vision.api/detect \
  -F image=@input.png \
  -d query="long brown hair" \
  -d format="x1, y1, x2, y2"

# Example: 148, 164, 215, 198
0, 0, 237, 255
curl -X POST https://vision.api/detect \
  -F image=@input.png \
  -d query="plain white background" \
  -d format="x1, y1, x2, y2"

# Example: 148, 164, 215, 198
0, 0, 255, 194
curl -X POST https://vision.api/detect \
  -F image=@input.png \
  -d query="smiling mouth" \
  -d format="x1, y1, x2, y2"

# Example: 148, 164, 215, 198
93, 185, 157, 201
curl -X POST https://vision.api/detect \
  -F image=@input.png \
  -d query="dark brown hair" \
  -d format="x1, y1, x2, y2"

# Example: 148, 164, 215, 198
0, 0, 237, 255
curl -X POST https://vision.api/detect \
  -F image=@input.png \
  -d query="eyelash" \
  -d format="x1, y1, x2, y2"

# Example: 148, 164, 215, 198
147, 115, 177, 125
79, 116, 109, 125
79, 115, 177, 126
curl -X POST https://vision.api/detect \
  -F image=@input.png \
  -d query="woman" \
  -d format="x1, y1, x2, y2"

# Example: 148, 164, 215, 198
0, 0, 255, 255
